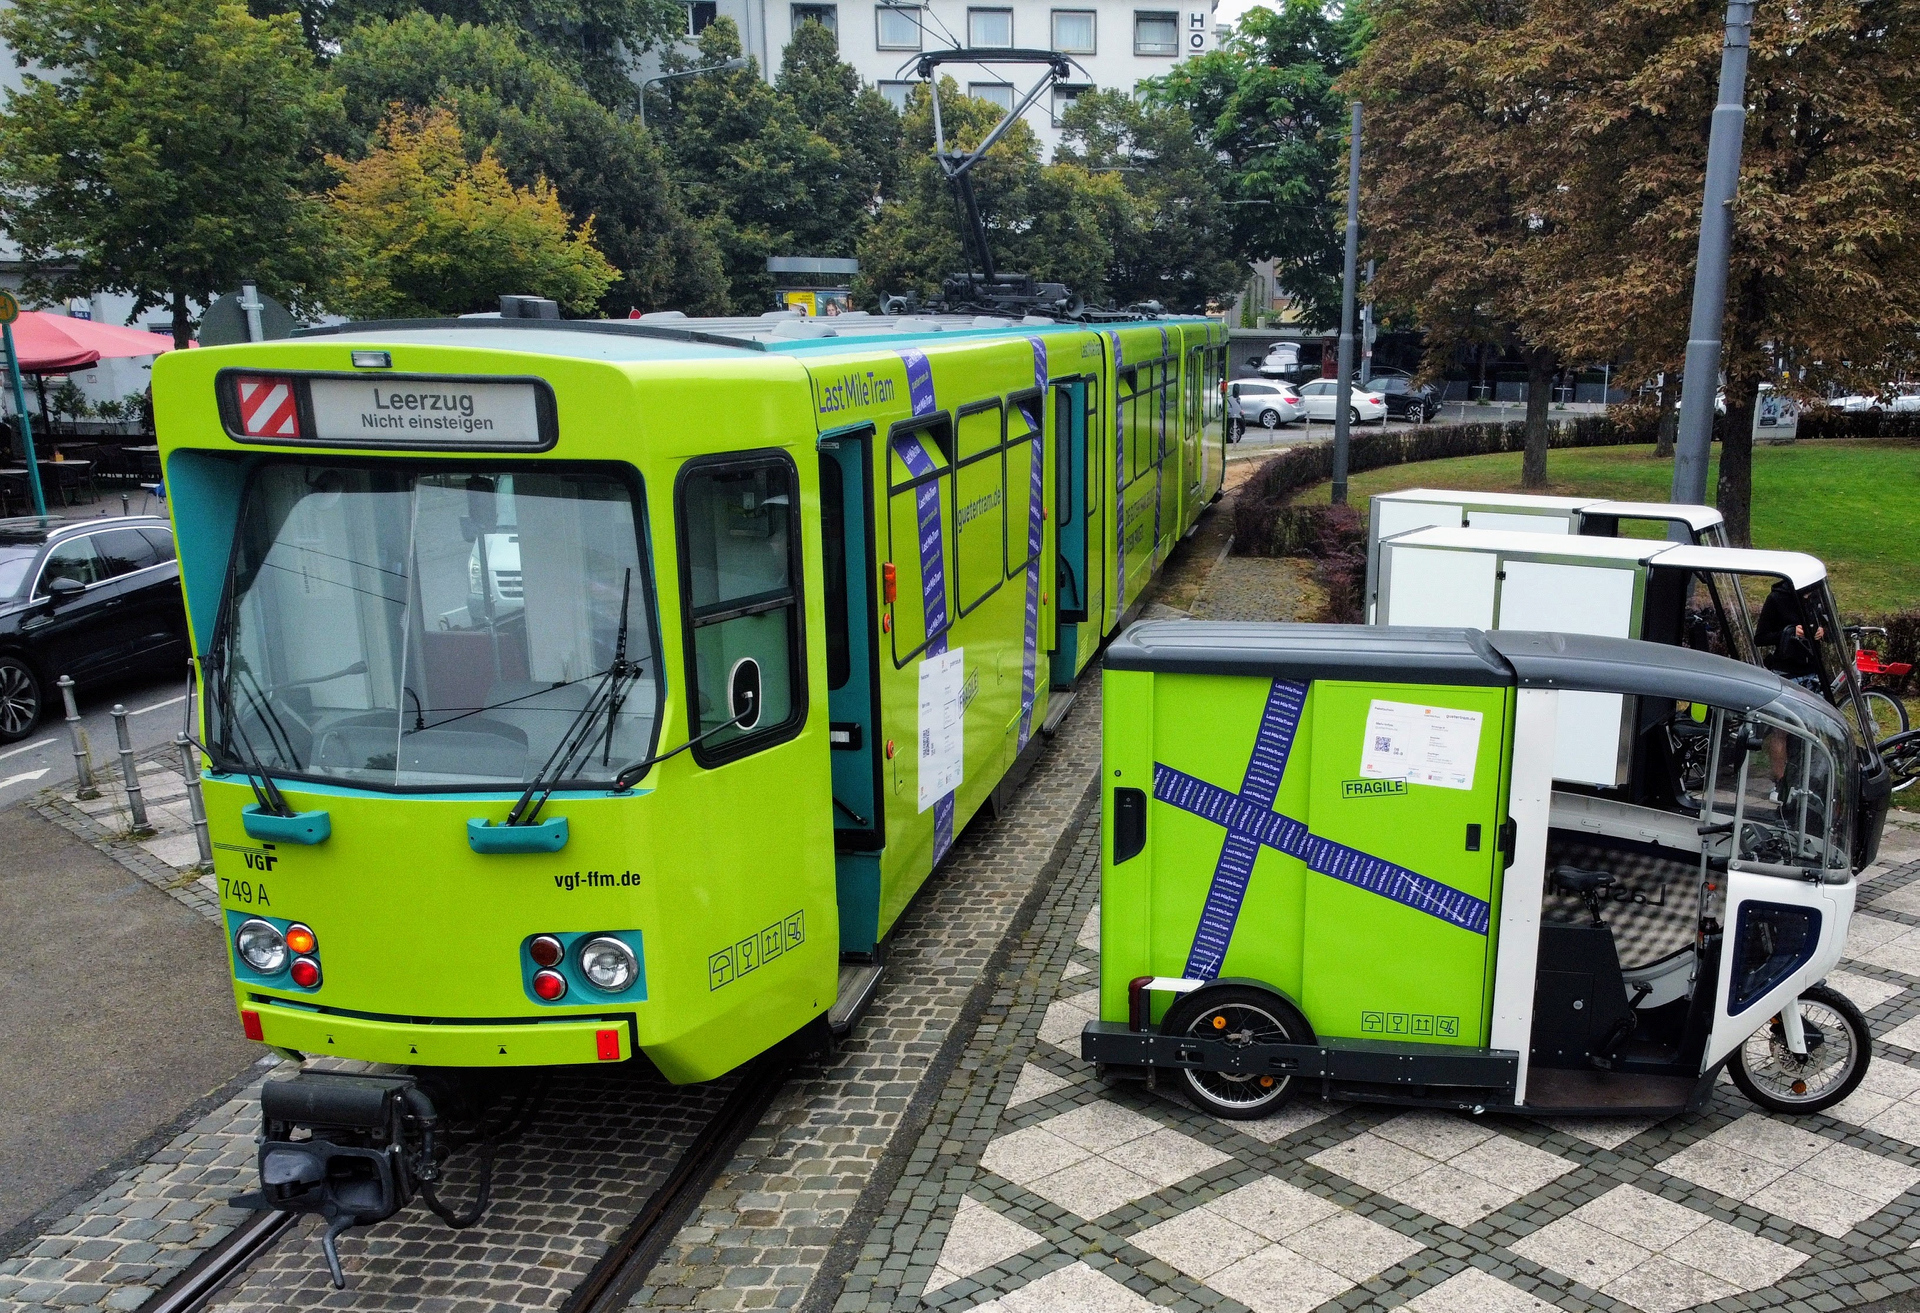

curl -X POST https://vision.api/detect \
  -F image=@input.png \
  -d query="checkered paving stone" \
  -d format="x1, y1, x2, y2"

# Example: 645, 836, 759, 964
829, 817, 1920, 1313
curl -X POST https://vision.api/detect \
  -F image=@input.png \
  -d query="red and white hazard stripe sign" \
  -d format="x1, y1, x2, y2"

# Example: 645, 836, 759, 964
235, 375, 299, 438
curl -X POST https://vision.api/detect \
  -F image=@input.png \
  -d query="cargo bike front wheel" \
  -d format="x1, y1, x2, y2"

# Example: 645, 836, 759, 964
1161, 986, 1310, 1120
1729, 983, 1870, 1114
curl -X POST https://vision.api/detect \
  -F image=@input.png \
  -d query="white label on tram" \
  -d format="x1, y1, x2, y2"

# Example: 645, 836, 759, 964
1359, 699, 1483, 791
308, 378, 544, 444
917, 647, 965, 811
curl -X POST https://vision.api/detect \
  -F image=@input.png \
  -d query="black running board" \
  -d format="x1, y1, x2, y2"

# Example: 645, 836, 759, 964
829, 959, 885, 1037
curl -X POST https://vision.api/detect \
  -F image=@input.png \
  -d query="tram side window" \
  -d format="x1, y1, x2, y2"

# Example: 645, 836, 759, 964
954, 405, 1004, 615
678, 457, 806, 764
1005, 391, 1042, 579
887, 425, 953, 665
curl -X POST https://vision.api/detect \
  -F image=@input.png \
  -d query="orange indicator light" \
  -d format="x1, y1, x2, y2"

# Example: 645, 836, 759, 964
285, 924, 316, 955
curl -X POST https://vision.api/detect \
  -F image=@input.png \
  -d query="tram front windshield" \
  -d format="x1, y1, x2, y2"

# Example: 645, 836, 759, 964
214, 462, 659, 789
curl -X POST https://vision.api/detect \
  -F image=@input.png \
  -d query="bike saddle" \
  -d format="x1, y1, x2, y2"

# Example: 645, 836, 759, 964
1553, 865, 1614, 896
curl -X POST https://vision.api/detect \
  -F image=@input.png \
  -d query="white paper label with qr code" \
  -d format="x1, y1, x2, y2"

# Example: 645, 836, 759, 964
917, 648, 965, 810
1359, 699, 1482, 790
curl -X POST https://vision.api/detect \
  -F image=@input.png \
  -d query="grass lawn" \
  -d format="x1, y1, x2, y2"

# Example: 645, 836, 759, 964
1297, 438, 1920, 615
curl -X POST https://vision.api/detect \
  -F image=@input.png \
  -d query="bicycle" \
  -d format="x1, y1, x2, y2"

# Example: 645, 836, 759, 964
1845, 625, 1912, 738
1881, 727, 1920, 796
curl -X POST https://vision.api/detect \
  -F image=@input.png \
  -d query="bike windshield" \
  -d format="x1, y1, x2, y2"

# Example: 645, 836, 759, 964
1707, 696, 1854, 879
213, 461, 659, 790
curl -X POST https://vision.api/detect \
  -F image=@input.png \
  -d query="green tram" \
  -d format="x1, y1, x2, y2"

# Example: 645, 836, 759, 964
154, 310, 1226, 1089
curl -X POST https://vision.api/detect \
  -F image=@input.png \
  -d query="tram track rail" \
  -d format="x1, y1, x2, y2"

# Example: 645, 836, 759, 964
134, 1048, 799, 1313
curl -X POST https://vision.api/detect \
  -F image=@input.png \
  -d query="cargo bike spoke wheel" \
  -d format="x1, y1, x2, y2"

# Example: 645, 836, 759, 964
1729, 984, 1870, 1114
1162, 986, 1306, 1120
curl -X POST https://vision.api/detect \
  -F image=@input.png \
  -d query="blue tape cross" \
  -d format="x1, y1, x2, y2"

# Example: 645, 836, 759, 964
1162, 679, 1491, 981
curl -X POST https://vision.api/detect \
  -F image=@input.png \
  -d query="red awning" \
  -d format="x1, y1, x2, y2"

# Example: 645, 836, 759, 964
3, 311, 186, 373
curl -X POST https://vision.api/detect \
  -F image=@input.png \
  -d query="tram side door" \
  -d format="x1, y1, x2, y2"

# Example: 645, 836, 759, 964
1052, 381, 1090, 673
818, 431, 885, 870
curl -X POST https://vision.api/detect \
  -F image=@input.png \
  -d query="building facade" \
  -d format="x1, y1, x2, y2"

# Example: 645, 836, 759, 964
668, 0, 1218, 154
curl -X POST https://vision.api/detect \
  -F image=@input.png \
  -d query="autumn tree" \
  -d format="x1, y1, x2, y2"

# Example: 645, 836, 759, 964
330, 13, 726, 313
0, 0, 338, 347
1347, 0, 1565, 488
1517, 0, 1920, 542
326, 106, 618, 317
1155, 0, 1365, 327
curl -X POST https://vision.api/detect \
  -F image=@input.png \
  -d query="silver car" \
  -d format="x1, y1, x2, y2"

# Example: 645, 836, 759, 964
1227, 380, 1302, 435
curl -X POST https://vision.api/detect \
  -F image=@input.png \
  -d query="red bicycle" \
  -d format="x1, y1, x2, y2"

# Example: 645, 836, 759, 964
1847, 625, 1912, 739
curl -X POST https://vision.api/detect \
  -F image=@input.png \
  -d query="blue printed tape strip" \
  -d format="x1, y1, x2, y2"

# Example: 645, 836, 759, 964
1018, 337, 1048, 748
893, 354, 954, 862
1110, 332, 1126, 624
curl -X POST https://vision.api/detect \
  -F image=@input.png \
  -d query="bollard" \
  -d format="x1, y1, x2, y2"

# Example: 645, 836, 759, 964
177, 733, 213, 865
120, 491, 130, 516
112, 704, 151, 832
58, 675, 98, 799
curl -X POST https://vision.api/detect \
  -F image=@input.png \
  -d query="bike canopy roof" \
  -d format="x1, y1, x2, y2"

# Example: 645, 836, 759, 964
1108, 622, 1846, 735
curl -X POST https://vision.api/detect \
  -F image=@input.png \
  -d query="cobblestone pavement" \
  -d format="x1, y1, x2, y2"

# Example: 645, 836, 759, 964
826, 816, 1920, 1313
1190, 554, 1323, 624
629, 681, 1103, 1313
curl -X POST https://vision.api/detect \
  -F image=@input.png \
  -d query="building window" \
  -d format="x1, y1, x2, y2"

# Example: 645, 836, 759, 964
878, 80, 917, 109
969, 81, 1014, 111
1050, 83, 1088, 126
876, 3, 922, 48
1050, 9, 1095, 53
967, 7, 1012, 47
686, 1, 717, 34
1133, 10, 1178, 54
792, 3, 838, 37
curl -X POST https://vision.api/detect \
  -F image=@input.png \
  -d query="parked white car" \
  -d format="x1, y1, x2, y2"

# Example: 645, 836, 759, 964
1889, 387, 1919, 414
1828, 392, 1884, 413
1227, 379, 1302, 434
1253, 342, 1301, 378
1295, 377, 1387, 424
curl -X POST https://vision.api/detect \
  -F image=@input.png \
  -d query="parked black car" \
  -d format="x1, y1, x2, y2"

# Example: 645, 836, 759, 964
1363, 371, 1442, 423
0, 516, 187, 742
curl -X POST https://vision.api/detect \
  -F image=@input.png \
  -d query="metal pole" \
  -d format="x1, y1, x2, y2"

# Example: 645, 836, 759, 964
112, 704, 150, 832
240, 282, 264, 343
178, 660, 211, 863
1330, 101, 1362, 506
2, 322, 47, 518
59, 675, 96, 797
1671, 0, 1755, 510
1359, 260, 1376, 386
177, 733, 213, 864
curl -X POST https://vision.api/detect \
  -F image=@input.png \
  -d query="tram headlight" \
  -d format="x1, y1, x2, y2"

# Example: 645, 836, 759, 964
578, 937, 638, 993
236, 918, 288, 974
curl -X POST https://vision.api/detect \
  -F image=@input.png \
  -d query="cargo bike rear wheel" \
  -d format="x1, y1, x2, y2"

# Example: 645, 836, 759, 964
1729, 983, 1870, 1114
1161, 985, 1310, 1120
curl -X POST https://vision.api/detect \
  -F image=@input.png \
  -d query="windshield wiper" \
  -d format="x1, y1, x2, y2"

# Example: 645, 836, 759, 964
210, 650, 295, 818
505, 570, 640, 827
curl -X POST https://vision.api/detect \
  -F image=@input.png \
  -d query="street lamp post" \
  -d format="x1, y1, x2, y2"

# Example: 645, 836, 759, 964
1331, 100, 1362, 507
1671, 0, 1755, 514
638, 57, 752, 127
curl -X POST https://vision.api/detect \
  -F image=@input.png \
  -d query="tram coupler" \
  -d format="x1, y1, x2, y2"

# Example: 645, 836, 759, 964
237, 1071, 446, 1289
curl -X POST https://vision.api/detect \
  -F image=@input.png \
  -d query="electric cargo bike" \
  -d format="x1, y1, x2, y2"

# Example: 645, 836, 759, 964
1083, 622, 1876, 1120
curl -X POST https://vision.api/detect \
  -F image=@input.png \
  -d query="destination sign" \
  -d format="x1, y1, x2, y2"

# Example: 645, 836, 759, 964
308, 378, 545, 445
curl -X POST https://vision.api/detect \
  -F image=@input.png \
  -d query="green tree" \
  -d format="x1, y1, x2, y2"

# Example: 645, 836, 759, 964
776, 20, 904, 236
658, 20, 898, 311
1154, 0, 1365, 327
257, 0, 684, 108
330, 13, 726, 313
326, 105, 618, 317
1055, 89, 1244, 312
854, 81, 1115, 305
0, 0, 339, 347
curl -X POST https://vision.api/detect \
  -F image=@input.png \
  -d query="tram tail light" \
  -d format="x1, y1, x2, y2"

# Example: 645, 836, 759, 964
532, 969, 568, 1001
529, 935, 564, 968
289, 957, 322, 989
242, 1009, 264, 1041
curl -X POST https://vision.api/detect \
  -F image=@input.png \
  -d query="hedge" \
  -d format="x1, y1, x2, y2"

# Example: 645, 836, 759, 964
1232, 413, 1659, 558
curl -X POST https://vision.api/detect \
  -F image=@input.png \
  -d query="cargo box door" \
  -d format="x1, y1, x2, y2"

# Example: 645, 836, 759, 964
1297, 681, 1511, 1047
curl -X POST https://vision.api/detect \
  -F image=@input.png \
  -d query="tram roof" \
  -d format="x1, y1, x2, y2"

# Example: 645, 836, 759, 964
293, 312, 1217, 364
